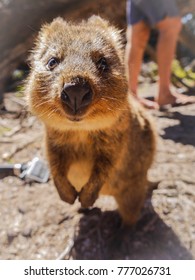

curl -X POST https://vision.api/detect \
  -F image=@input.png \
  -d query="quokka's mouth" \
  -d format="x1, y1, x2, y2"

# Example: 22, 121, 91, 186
66, 115, 83, 122
61, 100, 90, 120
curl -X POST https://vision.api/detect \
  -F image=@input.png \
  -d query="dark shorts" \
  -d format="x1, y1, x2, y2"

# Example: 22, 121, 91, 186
127, 0, 180, 26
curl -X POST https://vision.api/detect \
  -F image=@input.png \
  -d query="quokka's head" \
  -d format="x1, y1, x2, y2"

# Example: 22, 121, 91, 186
26, 16, 128, 131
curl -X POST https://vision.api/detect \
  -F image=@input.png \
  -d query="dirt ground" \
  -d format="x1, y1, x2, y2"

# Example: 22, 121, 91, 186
0, 81, 195, 260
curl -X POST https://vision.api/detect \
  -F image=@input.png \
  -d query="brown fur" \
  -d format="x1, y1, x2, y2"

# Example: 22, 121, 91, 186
26, 16, 156, 225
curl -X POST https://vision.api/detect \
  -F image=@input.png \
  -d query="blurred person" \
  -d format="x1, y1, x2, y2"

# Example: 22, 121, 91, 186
126, 0, 195, 109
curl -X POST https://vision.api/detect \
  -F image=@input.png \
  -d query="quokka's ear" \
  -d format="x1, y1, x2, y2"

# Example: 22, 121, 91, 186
88, 15, 124, 50
87, 15, 109, 28
45, 17, 67, 33
37, 17, 67, 41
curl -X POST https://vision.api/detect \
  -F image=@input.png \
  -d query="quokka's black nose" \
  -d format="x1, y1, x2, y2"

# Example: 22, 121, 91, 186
61, 79, 93, 114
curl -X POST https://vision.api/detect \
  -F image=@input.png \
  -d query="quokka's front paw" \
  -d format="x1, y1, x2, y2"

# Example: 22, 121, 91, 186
54, 179, 78, 204
79, 183, 99, 208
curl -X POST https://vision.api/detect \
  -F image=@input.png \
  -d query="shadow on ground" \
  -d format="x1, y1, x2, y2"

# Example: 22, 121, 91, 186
159, 111, 195, 146
70, 200, 192, 260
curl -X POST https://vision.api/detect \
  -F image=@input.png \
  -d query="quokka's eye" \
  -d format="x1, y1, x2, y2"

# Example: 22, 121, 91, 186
96, 57, 109, 72
46, 57, 59, 70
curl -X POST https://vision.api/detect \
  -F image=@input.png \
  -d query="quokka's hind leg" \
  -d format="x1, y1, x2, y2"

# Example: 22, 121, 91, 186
113, 175, 148, 226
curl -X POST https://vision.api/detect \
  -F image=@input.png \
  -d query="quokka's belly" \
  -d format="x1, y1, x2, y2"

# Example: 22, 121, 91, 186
67, 159, 93, 192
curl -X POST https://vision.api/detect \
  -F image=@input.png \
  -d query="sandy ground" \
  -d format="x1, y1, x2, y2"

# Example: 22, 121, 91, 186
0, 82, 195, 260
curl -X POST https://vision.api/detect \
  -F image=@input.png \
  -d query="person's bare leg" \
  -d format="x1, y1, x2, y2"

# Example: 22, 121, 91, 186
126, 22, 159, 109
155, 17, 195, 107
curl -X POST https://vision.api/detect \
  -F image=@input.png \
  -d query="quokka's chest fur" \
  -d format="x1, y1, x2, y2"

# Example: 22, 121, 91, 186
48, 127, 122, 193
67, 157, 94, 192
49, 130, 95, 192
